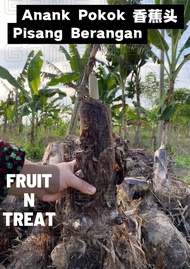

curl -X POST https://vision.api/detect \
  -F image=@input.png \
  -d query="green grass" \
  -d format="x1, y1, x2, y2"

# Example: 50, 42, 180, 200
1, 124, 190, 182
23, 141, 47, 161
173, 155, 190, 184
169, 134, 190, 183
174, 156, 190, 167
0, 124, 68, 161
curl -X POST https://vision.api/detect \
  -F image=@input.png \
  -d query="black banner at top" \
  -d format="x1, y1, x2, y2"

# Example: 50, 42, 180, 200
8, 5, 184, 44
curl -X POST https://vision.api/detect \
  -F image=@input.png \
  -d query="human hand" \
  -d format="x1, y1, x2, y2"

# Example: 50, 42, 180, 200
8, 159, 96, 202
39, 160, 96, 202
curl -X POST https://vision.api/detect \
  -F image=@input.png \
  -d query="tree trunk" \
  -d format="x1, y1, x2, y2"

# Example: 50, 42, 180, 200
157, 28, 165, 148
135, 75, 142, 147
14, 89, 19, 135
161, 79, 174, 148
151, 126, 157, 151
3, 92, 12, 135
67, 44, 100, 135
30, 112, 35, 144
121, 87, 127, 140
3, 114, 7, 135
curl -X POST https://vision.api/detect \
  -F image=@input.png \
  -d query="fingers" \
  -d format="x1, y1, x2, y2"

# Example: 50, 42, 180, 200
56, 161, 96, 196
42, 176, 96, 202
69, 159, 79, 173
68, 173, 96, 195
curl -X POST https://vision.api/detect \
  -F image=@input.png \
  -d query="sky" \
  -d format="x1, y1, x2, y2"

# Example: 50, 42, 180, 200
0, 0, 190, 102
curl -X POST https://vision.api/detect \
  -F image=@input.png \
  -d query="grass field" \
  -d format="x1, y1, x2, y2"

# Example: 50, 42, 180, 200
170, 137, 190, 183
1, 125, 190, 183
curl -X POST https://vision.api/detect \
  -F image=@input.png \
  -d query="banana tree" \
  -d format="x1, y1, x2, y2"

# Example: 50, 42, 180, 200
96, 65, 119, 105
20, 51, 66, 143
67, 44, 99, 135
42, 44, 92, 135
59, 44, 91, 87
0, 51, 66, 143
133, 98, 177, 151
43, 44, 91, 91
96, 65, 135, 136
100, 44, 159, 140
14, 51, 35, 134
0, 65, 30, 134
148, 0, 190, 148
0, 97, 14, 134
125, 44, 159, 146
100, 44, 135, 139
0, 51, 36, 135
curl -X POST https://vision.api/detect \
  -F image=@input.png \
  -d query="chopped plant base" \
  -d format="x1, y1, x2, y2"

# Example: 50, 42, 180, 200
1, 98, 190, 269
